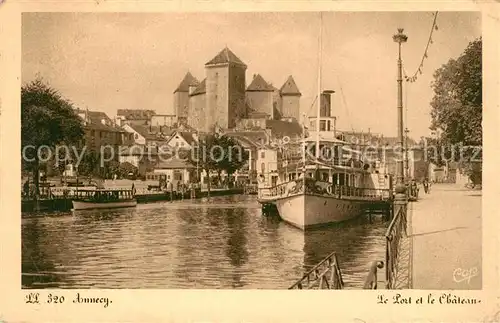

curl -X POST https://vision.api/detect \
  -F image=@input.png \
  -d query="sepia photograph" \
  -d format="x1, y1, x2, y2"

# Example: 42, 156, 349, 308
19, 10, 483, 294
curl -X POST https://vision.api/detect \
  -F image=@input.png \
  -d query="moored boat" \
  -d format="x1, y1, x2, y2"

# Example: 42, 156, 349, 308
260, 153, 392, 230
72, 189, 137, 211
257, 12, 392, 230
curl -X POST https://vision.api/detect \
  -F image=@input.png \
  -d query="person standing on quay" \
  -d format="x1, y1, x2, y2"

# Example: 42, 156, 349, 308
423, 178, 429, 194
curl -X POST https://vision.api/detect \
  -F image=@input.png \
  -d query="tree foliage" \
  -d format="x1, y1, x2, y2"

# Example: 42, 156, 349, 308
217, 135, 249, 176
430, 38, 482, 147
22, 78, 85, 152
21, 78, 85, 194
186, 132, 249, 194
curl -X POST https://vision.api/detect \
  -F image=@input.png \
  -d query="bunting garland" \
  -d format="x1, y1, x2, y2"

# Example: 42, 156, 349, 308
404, 11, 439, 83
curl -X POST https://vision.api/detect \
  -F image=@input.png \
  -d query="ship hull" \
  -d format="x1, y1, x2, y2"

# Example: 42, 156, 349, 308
274, 193, 367, 230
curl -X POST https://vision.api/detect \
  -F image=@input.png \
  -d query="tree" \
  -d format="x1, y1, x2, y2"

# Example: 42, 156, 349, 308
186, 132, 248, 196
429, 38, 482, 183
430, 38, 482, 148
77, 149, 100, 181
187, 133, 218, 196
217, 135, 249, 179
21, 78, 85, 197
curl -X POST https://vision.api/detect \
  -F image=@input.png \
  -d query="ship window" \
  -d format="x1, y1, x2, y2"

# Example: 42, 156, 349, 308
327, 120, 331, 131
260, 151, 265, 159
320, 120, 327, 131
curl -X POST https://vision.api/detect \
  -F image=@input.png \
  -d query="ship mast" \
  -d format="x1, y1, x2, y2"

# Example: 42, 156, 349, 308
315, 12, 323, 162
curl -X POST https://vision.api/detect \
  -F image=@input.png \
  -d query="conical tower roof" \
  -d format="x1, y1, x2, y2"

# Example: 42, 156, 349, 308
246, 74, 274, 92
205, 47, 247, 67
280, 75, 301, 95
174, 72, 199, 93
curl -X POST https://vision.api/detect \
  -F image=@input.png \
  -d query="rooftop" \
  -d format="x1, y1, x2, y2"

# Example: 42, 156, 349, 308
246, 74, 275, 92
205, 47, 247, 67
174, 72, 199, 93
75, 108, 123, 132
156, 158, 196, 170
280, 76, 301, 96
117, 109, 156, 120
126, 124, 175, 140
190, 78, 206, 96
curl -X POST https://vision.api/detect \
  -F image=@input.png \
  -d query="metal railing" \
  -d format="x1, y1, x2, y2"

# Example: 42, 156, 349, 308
385, 201, 408, 289
289, 251, 344, 290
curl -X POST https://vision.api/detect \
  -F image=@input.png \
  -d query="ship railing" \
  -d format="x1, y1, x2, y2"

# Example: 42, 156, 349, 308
289, 251, 344, 290
385, 200, 408, 289
258, 179, 304, 199
257, 179, 392, 201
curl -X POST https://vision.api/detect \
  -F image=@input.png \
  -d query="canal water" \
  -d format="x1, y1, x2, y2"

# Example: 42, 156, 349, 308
22, 195, 388, 289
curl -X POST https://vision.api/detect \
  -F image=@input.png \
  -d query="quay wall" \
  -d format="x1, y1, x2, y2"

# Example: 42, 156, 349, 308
21, 188, 244, 213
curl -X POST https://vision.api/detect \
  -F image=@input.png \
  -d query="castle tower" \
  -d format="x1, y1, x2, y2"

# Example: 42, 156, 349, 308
187, 79, 207, 131
279, 75, 301, 122
205, 47, 247, 130
173, 72, 199, 121
245, 74, 275, 119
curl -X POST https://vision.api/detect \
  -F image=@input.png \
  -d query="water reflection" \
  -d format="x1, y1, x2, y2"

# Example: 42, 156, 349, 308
22, 195, 387, 289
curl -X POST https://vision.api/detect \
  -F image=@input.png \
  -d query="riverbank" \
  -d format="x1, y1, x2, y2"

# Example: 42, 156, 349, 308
21, 187, 244, 213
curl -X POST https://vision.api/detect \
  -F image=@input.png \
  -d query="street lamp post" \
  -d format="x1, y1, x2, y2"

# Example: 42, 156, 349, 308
405, 127, 410, 179
393, 28, 408, 195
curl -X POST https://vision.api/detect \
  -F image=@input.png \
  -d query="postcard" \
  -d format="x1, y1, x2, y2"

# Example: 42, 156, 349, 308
0, 1, 499, 322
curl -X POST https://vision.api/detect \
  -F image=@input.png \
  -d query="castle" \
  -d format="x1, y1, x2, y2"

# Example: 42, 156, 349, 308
172, 47, 302, 133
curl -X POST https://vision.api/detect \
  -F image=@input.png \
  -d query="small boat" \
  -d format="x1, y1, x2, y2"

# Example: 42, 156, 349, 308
72, 189, 137, 211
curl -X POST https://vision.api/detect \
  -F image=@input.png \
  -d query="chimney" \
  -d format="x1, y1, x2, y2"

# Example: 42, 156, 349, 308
321, 90, 335, 117
253, 74, 256, 79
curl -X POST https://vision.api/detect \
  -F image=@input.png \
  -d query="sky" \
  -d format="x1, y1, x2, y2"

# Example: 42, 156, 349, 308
22, 11, 481, 139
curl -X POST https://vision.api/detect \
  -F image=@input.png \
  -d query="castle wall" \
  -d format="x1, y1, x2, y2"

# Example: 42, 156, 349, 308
206, 66, 229, 130
228, 65, 247, 128
174, 91, 190, 119
246, 91, 273, 118
188, 94, 207, 132
281, 95, 300, 122
272, 90, 283, 120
